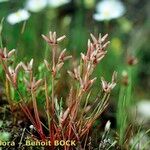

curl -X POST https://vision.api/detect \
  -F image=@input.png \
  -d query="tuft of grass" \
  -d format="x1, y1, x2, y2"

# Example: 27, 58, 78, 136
116, 58, 137, 148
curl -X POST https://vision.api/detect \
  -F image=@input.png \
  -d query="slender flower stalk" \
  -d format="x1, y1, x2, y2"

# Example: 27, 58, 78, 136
45, 79, 51, 133
42, 31, 72, 144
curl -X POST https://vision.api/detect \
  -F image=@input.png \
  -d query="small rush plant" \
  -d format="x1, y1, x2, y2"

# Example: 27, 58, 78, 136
0, 31, 117, 149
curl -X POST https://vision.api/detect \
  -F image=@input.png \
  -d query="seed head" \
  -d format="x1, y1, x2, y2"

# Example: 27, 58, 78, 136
101, 71, 117, 93
0, 48, 15, 61
21, 59, 34, 72
42, 31, 66, 45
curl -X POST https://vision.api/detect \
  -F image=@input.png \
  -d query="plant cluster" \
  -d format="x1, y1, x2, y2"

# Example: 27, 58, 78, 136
0, 31, 117, 149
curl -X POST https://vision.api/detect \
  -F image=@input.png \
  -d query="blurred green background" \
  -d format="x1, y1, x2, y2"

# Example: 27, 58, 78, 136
0, 0, 149, 99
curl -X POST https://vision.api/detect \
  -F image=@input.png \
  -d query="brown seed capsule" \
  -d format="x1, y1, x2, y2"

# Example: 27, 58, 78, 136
127, 55, 138, 66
